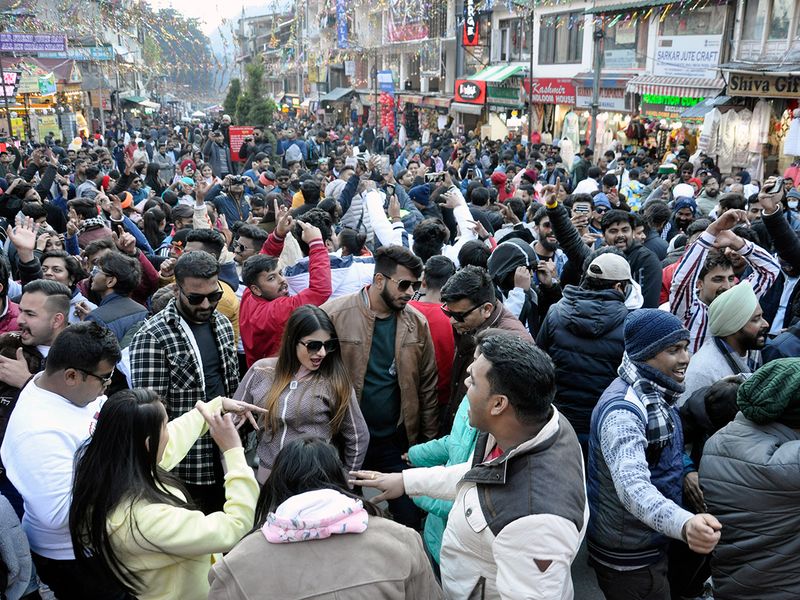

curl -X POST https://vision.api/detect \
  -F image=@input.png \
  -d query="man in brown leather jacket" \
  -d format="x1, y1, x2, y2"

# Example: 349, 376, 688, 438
323, 245, 438, 529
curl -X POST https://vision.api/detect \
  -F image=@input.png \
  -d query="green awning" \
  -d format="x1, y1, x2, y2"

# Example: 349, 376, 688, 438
319, 87, 354, 103
585, 0, 677, 14
470, 64, 526, 83
120, 95, 147, 103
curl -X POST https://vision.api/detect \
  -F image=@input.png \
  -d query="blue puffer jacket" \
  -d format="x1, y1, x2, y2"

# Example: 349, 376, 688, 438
407, 397, 477, 563
537, 285, 627, 435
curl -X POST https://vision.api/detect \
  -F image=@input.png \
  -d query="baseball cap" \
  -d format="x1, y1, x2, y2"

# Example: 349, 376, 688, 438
586, 253, 631, 282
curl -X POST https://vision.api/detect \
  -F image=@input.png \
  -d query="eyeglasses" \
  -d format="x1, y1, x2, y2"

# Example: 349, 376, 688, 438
381, 274, 422, 292
298, 339, 339, 354
90, 266, 111, 278
75, 366, 115, 387
595, 207, 609, 214
178, 285, 224, 306
441, 303, 481, 323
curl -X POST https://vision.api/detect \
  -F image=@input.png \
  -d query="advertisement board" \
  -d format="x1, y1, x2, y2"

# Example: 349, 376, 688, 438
0, 33, 66, 53
454, 79, 486, 105
522, 78, 576, 105
462, 0, 479, 47
653, 35, 722, 78
228, 126, 254, 163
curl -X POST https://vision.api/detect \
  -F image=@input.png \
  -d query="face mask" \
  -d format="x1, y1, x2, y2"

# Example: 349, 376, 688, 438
789, 200, 798, 210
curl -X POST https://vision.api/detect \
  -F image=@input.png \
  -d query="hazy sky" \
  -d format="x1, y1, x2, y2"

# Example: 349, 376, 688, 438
150, 0, 284, 34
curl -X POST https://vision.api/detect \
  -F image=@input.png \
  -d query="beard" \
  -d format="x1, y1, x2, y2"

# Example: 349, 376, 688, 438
380, 284, 408, 312
706, 188, 719, 197
539, 236, 559, 252
743, 327, 770, 350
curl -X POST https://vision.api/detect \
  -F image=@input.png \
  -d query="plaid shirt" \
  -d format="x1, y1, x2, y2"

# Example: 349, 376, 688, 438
129, 298, 239, 485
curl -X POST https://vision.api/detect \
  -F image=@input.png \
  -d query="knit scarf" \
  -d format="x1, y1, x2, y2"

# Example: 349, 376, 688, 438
80, 216, 107, 232
618, 352, 685, 449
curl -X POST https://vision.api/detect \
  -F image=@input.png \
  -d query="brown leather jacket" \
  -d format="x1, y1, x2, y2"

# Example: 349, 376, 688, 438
322, 288, 439, 444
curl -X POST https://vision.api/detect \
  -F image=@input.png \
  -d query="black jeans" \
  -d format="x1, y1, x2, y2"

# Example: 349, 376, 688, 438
592, 555, 670, 600
32, 553, 132, 600
362, 428, 422, 530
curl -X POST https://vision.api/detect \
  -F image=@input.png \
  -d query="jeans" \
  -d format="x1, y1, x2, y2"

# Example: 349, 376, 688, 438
362, 428, 422, 530
32, 553, 132, 600
592, 555, 670, 600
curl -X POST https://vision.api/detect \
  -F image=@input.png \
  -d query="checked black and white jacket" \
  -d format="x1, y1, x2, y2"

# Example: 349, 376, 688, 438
129, 298, 239, 485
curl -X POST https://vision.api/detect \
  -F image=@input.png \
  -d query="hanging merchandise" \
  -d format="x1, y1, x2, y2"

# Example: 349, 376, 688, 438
560, 110, 579, 150
380, 93, 397, 137
785, 109, 800, 158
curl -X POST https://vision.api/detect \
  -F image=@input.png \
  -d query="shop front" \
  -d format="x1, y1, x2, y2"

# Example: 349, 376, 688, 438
566, 73, 635, 155
522, 77, 577, 146
318, 87, 355, 125
451, 78, 486, 134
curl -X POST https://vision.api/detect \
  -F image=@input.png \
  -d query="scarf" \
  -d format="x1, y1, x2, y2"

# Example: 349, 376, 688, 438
80, 216, 107, 232
618, 352, 685, 449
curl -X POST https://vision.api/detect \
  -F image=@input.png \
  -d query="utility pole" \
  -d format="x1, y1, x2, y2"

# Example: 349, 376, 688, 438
527, 6, 534, 149
589, 19, 604, 152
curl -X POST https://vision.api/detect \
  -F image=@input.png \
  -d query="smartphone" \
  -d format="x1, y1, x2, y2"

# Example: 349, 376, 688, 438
425, 172, 445, 184
385, 183, 396, 196
466, 168, 475, 180
573, 204, 591, 215
766, 176, 784, 194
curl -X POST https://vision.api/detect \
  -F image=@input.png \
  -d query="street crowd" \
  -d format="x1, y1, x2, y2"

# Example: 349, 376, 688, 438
0, 110, 798, 600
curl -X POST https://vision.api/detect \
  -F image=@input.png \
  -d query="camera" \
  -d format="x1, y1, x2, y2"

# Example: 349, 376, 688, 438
57, 165, 71, 176
229, 175, 245, 185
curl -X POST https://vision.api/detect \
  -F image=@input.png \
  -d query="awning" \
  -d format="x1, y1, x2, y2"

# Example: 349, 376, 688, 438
139, 100, 161, 110
319, 87, 355, 103
585, 0, 677, 14
680, 96, 737, 119
626, 74, 725, 97
399, 94, 424, 105
573, 73, 631, 89
451, 101, 483, 115
120, 95, 147, 103
419, 96, 451, 110
470, 64, 526, 83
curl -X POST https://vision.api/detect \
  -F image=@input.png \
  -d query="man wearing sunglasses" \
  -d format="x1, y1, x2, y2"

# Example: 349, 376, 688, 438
130, 251, 240, 514
323, 245, 438, 530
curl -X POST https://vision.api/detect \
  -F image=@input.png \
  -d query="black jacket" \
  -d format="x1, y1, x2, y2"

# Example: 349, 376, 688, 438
536, 285, 627, 435
547, 202, 662, 307
760, 206, 800, 329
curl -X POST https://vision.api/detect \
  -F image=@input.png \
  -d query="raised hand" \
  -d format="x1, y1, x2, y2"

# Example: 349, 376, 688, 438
274, 199, 294, 238
297, 219, 322, 243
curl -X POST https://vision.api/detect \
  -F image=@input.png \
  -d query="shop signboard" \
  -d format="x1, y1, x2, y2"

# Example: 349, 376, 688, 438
575, 84, 630, 112
336, 0, 348, 48
38, 46, 114, 61
653, 35, 722, 78
522, 78, 576, 105
378, 70, 395, 97
727, 72, 800, 98
641, 94, 704, 118
0, 33, 66, 53
487, 85, 523, 109
228, 126, 254, 163
36, 114, 61, 139
603, 49, 637, 70
462, 0, 479, 47
38, 72, 57, 96
454, 79, 486, 105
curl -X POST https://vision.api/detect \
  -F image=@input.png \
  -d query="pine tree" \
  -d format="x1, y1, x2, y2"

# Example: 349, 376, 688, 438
223, 79, 241, 116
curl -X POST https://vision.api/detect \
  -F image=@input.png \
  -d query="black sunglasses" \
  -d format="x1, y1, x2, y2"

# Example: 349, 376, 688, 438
381, 274, 422, 292
75, 366, 115, 387
441, 303, 481, 323
298, 339, 339, 354
179, 286, 224, 306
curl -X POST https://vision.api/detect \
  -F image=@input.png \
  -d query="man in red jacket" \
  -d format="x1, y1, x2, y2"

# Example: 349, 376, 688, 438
239, 204, 332, 366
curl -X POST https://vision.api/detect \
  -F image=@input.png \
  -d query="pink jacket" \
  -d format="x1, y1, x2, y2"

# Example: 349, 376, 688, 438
0, 301, 20, 335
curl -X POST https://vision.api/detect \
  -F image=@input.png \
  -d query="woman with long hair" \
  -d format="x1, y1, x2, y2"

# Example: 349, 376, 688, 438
234, 305, 369, 483
69, 389, 264, 600
208, 438, 442, 599
143, 163, 166, 198
142, 207, 167, 250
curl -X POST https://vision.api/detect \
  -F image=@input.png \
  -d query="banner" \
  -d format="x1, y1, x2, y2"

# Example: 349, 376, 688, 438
378, 70, 395, 97
454, 79, 486, 105
522, 78, 576, 105
228, 126, 254, 163
387, 0, 428, 43
38, 73, 57, 96
38, 46, 114, 61
462, 0, 479, 47
1, 71, 19, 98
0, 33, 66, 53
336, 0, 348, 49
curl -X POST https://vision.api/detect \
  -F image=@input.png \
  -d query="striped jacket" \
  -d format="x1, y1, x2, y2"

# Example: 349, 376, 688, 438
669, 231, 779, 354
129, 298, 239, 485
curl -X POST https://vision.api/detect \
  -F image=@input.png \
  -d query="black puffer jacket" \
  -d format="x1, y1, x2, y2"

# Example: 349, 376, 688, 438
537, 285, 627, 435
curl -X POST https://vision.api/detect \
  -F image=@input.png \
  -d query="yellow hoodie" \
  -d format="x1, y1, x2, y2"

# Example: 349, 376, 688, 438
106, 397, 258, 600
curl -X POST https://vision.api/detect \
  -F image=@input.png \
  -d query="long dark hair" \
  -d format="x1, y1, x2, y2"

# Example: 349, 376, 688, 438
142, 207, 167, 249
144, 163, 165, 196
263, 306, 353, 436
69, 388, 192, 595
254, 437, 380, 528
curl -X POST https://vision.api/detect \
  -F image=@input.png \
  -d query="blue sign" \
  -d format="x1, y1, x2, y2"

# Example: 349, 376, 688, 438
378, 70, 395, 97
38, 46, 114, 61
336, 0, 348, 49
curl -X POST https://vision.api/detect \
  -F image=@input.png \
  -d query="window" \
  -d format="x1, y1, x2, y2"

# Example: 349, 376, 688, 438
769, 0, 794, 39
603, 17, 648, 69
741, 0, 767, 40
538, 12, 583, 65
659, 5, 726, 36
499, 18, 531, 62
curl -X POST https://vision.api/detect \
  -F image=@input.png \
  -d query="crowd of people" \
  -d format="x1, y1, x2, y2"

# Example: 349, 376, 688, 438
0, 110, 797, 600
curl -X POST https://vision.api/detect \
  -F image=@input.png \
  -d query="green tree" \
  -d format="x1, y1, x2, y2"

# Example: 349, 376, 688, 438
236, 93, 254, 124
223, 79, 241, 116
245, 61, 265, 99
248, 98, 277, 126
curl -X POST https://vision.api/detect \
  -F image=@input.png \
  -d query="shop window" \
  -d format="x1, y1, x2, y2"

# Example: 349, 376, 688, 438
768, 0, 794, 39
498, 18, 531, 62
741, 0, 767, 40
658, 5, 726, 36
538, 12, 583, 65
603, 17, 648, 69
